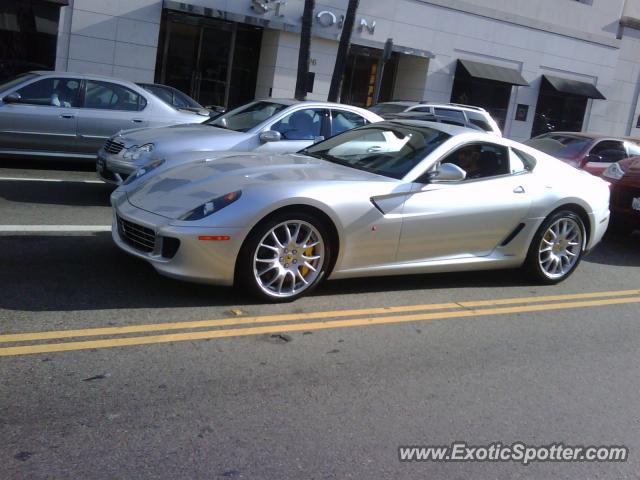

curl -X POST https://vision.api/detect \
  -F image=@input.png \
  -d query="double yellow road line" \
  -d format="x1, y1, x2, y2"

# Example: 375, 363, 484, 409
1, 289, 639, 357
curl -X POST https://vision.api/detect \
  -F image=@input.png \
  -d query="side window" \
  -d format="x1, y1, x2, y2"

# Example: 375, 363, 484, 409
627, 142, 640, 157
330, 109, 367, 136
271, 108, 324, 140
589, 140, 627, 163
16, 78, 80, 107
465, 111, 493, 132
433, 108, 465, 122
84, 81, 145, 111
512, 148, 537, 171
441, 143, 510, 180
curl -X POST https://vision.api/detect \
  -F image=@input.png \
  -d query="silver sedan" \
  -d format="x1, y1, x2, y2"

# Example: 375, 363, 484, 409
97, 99, 382, 184
111, 120, 610, 302
0, 71, 204, 161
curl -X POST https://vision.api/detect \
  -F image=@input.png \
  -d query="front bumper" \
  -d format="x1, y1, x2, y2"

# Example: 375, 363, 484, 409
610, 184, 640, 229
97, 148, 139, 185
112, 197, 243, 286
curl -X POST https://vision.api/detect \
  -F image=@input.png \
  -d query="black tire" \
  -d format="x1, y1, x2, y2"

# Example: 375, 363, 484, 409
236, 212, 333, 302
524, 210, 586, 285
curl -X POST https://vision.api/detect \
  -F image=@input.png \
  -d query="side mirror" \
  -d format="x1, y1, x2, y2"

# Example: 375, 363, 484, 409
259, 130, 282, 143
3, 92, 22, 104
429, 163, 467, 182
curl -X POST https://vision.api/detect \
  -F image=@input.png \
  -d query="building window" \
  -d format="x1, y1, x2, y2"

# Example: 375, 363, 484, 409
340, 45, 398, 108
0, 0, 61, 82
532, 77, 589, 136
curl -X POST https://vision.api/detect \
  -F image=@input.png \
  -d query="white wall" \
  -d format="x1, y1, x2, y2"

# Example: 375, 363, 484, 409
56, 0, 162, 82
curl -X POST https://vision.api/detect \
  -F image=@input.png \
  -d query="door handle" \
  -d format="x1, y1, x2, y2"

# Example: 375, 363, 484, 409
60, 114, 74, 119
513, 186, 525, 194
131, 119, 144, 123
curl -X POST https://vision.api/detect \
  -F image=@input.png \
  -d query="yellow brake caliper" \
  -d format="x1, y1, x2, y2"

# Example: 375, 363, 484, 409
300, 246, 314, 277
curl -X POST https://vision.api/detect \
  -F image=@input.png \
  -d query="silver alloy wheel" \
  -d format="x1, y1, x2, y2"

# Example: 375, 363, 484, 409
538, 217, 583, 279
253, 220, 325, 298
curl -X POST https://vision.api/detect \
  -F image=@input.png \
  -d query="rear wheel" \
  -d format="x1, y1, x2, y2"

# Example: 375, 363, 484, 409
524, 210, 585, 284
237, 212, 331, 302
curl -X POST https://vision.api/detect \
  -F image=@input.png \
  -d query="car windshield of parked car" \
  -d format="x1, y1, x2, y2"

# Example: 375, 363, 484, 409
368, 103, 411, 116
207, 101, 289, 132
524, 134, 592, 159
301, 124, 451, 179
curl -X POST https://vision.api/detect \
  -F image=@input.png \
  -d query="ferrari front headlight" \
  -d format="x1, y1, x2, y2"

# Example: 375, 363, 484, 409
602, 162, 625, 181
180, 191, 242, 221
123, 159, 165, 185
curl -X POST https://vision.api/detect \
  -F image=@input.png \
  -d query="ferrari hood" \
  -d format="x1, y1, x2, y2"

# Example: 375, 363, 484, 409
126, 153, 391, 218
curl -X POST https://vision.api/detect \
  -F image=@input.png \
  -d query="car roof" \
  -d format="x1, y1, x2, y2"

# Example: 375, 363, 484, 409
374, 101, 419, 107
384, 118, 480, 136
536, 131, 634, 142
30, 70, 140, 85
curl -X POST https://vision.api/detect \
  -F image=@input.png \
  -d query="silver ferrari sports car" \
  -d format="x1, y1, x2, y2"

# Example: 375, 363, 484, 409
111, 120, 610, 302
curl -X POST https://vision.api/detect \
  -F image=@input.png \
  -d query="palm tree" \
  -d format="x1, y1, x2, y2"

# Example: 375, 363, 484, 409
328, 0, 360, 102
294, 0, 315, 100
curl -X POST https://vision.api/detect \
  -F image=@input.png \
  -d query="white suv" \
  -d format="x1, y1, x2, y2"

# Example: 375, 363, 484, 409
368, 102, 502, 136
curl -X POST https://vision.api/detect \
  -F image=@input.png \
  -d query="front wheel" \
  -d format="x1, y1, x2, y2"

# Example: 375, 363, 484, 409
237, 212, 332, 302
524, 210, 585, 284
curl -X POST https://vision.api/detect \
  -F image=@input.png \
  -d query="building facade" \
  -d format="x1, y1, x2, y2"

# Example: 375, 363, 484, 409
8, 0, 640, 141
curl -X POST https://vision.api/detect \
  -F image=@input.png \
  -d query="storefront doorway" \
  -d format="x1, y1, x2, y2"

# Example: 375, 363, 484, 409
340, 45, 398, 107
156, 11, 262, 109
531, 75, 605, 137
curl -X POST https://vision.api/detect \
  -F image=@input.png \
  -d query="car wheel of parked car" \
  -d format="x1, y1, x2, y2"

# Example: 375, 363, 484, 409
524, 210, 585, 284
238, 212, 332, 302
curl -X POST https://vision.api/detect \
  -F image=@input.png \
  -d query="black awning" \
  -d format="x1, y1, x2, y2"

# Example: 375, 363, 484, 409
543, 74, 606, 100
458, 59, 529, 86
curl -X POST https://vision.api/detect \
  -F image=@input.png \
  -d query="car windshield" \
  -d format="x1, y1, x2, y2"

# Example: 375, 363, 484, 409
524, 134, 592, 159
207, 101, 289, 132
0, 73, 38, 93
301, 124, 451, 179
368, 103, 411, 116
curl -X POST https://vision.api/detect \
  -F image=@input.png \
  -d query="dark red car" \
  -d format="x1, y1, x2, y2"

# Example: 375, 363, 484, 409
601, 157, 640, 234
525, 132, 640, 176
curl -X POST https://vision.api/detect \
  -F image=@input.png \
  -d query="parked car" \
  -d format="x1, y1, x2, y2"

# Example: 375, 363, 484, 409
137, 82, 224, 118
369, 101, 502, 136
97, 99, 383, 185
111, 120, 610, 302
601, 157, 640, 234
525, 132, 640, 176
0, 71, 206, 160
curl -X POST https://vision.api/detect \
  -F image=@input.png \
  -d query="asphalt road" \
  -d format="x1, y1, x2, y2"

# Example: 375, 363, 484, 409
1, 160, 639, 479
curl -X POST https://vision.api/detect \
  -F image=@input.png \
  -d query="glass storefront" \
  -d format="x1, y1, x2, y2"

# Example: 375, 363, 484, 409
531, 76, 603, 137
0, 0, 62, 82
155, 11, 263, 109
340, 45, 398, 107
450, 62, 513, 131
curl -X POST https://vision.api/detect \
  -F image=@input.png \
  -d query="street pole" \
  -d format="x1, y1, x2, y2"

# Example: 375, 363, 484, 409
328, 0, 360, 102
295, 0, 315, 101
372, 38, 393, 105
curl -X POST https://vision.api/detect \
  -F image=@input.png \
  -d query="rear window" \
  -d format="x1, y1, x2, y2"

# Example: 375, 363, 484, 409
524, 134, 592, 159
368, 103, 410, 115
466, 111, 493, 132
